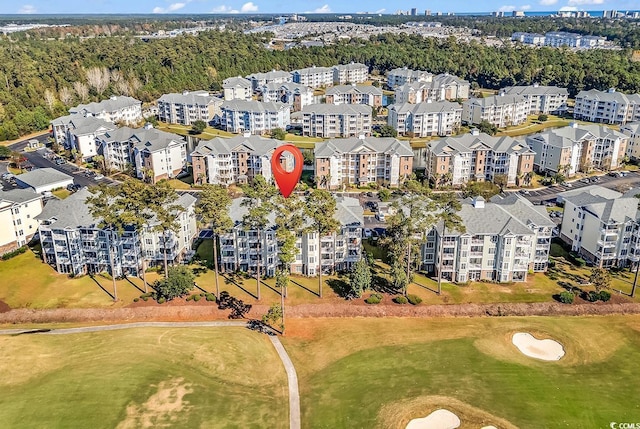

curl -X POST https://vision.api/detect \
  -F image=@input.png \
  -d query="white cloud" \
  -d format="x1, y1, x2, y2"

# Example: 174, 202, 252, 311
152, 2, 187, 13
375, 8, 386, 13
306, 4, 331, 13
558, 5, 578, 10
521, 4, 532, 9
498, 5, 517, 11
211, 5, 238, 13
240, 2, 259, 12
568, 0, 604, 4
539, 0, 558, 5
18, 4, 37, 13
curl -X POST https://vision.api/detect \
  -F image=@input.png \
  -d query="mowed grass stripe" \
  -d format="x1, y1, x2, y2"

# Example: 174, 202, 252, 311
0, 328, 288, 429
282, 316, 640, 428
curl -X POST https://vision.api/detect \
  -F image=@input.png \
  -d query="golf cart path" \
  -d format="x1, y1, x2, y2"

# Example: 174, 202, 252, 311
0, 321, 300, 429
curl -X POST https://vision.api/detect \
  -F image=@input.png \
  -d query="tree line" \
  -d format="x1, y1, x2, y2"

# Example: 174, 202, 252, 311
1, 29, 639, 140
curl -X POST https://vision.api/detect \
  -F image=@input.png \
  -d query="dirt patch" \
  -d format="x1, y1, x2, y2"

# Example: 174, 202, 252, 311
116, 378, 193, 429
377, 395, 517, 429
0, 299, 10, 313
1, 301, 640, 325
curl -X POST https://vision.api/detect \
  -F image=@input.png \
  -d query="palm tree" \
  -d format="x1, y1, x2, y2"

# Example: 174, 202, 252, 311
195, 184, 233, 298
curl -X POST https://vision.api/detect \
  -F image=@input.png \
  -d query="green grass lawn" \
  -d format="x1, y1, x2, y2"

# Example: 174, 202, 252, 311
0, 249, 160, 308
0, 327, 287, 428
51, 188, 71, 199
282, 316, 640, 428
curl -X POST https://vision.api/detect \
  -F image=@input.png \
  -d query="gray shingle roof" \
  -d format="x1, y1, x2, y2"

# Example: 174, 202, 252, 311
502, 85, 569, 97
36, 188, 97, 229
100, 127, 185, 153
561, 188, 638, 223
301, 103, 371, 115
430, 132, 534, 157
293, 66, 333, 75
576, 89, 640, 104
315, 137, 413, 158
333, 63, 368, 71
222, 77, 252, 89
465, 94, 527, 107
192, 134, 285, 157
221, 100, 289, 113
527, 124, 627, 149
621, 122, 640, 136
158, 91, 222, 106
15, 168, 73, 189
0, 188, 42, 204
68, 116, 116, 136
389, 100, 462, 115
71, 96, 141, 115
261, 82, 310, 93
246, 70, 292, 81
325, 85, 383, 96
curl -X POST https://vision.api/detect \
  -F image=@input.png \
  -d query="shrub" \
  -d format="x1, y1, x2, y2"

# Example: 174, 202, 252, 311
407, 294, 422, 305
193, 294, 201, 302
393, 295, 408, 304
133, 297, 139, 302
559, 291, 574, 304
599, 290, 612, 302
586, 291, 600, 302
364, 293, 382, 304
1, 246, 28, 261
186, 295, 193, 301
142, 296, 149, 302
205, 293, 216, 301
157, 297, 166, 304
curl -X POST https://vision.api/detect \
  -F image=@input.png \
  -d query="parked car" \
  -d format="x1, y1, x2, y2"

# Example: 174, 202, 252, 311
375, 212, 386, 222
94, 174, 105, 180
608, 171, 618, 177
363, 228, 372, 238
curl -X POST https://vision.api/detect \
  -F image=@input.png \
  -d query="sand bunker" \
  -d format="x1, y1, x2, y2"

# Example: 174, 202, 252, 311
406, 409, 460, 429
512, 332, 565, 361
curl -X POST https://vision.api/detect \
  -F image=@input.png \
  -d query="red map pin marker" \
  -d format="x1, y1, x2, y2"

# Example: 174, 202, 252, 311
271, 144, 303, 198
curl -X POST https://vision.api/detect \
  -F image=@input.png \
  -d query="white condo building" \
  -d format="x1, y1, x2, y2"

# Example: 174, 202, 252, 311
220, 196, 363, 276
332, 63, 369, 85
157, 90, 222, 125
621, 122, 640, 159
69, 96, 142, 125
37, 189, 197, 277
302, 104, 372, 138
387, 67, 433, 88
49, 115, 116, 159
222, 76, 253, 101
388, 101, 462, 137
501, 84, 569, 114
221, 100, 290, 134
291, 66, 334, 87
246, 70, 293, 91
0, 189, 43, 255
422, 194, 555, 282
574, 88, 640, 125
260, 82, 313, 111
462, 94, 529, 128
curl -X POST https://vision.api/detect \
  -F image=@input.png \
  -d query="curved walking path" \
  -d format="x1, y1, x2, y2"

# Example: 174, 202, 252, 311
0, 321, 301, 429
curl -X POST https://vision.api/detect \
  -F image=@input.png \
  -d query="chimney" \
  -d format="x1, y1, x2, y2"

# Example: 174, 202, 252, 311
110, 95, 117, 100
472, 196, 485, 208
533, 83, 539, 88
182, 90, 189, 95
426, 98, 433, 103
358, 133, 366, 140
470, 128, 480, 136
144, 122, 153, 130
608, 88, 616, 93
243, 131, 251, 138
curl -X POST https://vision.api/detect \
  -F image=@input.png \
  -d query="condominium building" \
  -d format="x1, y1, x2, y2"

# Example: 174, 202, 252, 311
387, 67, 432, 88
621, 122, 640, 159
422, 194, 555, 282
37, 188, 196, 276
97, 125, 187, 183
157, 90, 223, 125
220, 100, 290, 134
220, 196, 363, 276
50, 115, 116, 159
222, 76, 253, 101
512, 32, 546, 45
558, 185, 640, 268
259, 82, 313, 111
291, 66, 334, 87
302, 104, 371, 138
387, 101, 462, 137
462, 94, 529, 128
0, 189, 43, 255
325, 85, 383, 107
544, 31, 605, 48
501, 84, 568, 114
426, 129, 535, 187
69, 96, 142, 125
332, 62, 369, 85
191, 134, 287, 186
246, 70, 293, 91
574, 88, 640, 124
526, 123, 628, 176
314, 136, 414, 189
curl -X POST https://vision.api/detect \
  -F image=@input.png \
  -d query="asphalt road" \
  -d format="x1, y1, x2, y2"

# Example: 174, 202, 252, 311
522, 171, 640, 204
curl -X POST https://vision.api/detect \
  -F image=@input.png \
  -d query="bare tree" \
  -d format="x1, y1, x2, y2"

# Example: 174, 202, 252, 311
44, 89, 57, 112
86, 67, 110, 95
73, 81, 89, 102
115, 79, 130, 96
110, 69, 123, 84
59, 87, 74, 105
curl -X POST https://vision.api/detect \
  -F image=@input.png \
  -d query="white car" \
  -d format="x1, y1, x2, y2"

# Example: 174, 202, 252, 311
375, 212, 386, 222
94, 174, 105, 180
363, 228, 372, 238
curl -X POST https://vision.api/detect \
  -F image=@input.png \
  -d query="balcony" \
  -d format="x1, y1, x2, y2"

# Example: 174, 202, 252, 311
597, 240, 617, 248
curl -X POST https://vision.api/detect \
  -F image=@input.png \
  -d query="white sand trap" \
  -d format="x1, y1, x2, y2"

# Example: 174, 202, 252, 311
481, 426, 498, 429
406, 409, 460, 429
512, 332, 565, 361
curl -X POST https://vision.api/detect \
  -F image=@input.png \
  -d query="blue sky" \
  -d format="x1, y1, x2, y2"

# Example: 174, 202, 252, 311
2, 0, 638, 15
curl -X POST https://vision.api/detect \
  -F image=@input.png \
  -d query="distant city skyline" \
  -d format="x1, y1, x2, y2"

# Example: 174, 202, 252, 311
2, 0, 639, 16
